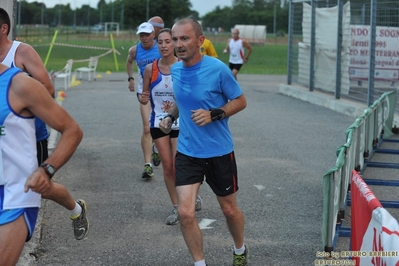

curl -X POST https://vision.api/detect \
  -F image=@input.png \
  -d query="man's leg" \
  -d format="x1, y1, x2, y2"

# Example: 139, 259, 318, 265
232, 68, 239, 80
37, 139, 88, 240
176, 183, 204, 261
0, 215, 28, 266
217, 193, 245, 249
41, 181, 76, 210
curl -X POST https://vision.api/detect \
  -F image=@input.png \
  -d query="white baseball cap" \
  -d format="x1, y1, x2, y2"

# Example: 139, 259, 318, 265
136, 22, 154, 34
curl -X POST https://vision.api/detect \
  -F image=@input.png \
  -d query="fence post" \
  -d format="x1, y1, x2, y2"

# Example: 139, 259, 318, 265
287, 0, 294, 85
309, 0, 316, 91
335, 0, 343, 99
367, 0, 377, 106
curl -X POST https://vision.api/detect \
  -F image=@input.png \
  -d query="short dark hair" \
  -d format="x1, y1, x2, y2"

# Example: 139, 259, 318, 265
173, 18, 203, 38
0, 8, 11, 36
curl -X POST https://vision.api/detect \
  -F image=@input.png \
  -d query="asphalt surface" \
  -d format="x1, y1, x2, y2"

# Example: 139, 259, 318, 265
17, 73, 358, 266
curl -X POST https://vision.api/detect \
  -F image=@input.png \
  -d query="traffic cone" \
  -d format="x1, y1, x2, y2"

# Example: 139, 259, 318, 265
70, 74, 81, 87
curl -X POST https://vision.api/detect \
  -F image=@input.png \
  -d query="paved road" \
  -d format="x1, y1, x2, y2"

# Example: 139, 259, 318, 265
19, 73, 356, 266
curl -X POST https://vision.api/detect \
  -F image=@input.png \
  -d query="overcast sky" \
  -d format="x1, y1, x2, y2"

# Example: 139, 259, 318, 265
25, 0, 232, 17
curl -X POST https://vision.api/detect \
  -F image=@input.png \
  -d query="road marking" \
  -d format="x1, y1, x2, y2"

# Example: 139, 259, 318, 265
198, 219, 216, 229
254, 185, 265, 191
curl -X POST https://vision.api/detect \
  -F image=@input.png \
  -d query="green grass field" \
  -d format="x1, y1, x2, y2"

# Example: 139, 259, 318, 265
25, 32, 288, 75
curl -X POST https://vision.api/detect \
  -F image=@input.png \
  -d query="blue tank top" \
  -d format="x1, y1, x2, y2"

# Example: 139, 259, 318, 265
135, 42, 161, 94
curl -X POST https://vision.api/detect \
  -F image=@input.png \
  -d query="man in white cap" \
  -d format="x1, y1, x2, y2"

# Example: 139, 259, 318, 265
126, 22, 161, 179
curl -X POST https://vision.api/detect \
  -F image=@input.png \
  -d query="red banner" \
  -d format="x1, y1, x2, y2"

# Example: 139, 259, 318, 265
351, 170, 399, 266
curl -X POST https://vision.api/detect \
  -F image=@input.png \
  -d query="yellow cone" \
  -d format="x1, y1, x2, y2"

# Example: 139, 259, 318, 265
97, 74, 102, 79
106, 70, 112, 74
70, 75, 81, 87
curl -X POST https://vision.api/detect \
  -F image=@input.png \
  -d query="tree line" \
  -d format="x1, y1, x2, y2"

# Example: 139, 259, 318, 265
17, 0, 289, 33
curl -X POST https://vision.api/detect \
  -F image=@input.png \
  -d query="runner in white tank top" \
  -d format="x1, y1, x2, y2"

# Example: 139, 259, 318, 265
223, 28, 253, 80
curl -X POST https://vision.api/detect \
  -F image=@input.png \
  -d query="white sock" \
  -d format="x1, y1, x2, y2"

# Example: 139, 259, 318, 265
194, 259, 206, 266
145, 163, 153, 167
70, 202, 82, 217
234, 245, 246, 255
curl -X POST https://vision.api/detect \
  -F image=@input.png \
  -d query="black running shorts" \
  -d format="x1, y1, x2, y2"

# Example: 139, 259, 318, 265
175, 151, 239, 197
36, 139, 49, 165
150, 128, 179, 140
229, 63, 243, 71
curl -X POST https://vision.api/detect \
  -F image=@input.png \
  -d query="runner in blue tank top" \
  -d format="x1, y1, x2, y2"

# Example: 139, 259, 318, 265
126, 21, 162, 179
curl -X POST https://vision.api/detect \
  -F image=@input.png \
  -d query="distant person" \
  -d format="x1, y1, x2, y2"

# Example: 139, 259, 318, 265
161, 18, 248, 266
140, 28, 180, 225
200, 37, 218, 57
0, 63, 83, 266
126, 22, 161, 178
0, 7, 89, 241
148, 16, 164, 37
223, 28, 252, 80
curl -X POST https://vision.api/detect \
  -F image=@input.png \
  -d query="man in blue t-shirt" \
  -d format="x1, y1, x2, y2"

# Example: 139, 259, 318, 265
160, 18, 248, 266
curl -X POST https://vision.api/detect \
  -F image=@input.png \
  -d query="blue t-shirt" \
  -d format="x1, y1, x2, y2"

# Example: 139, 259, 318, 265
171, 56, 243, 158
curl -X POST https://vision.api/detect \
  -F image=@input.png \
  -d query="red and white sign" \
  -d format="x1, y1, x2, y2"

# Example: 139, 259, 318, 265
349, 25, 399, 81
351, 170, 399, 266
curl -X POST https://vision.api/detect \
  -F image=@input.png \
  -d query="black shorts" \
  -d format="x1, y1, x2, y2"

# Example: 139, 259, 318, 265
175, 151, 239, 197
229, 63, 243, 71
150, 128, 179, 140
36, 139, 49, 166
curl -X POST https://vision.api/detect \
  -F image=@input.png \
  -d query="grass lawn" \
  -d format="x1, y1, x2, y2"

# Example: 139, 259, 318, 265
25, 31, 288, 75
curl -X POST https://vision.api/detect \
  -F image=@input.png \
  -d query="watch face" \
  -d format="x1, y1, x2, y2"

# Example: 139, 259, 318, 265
47, 165, 55, 175
41, 163, 56, 177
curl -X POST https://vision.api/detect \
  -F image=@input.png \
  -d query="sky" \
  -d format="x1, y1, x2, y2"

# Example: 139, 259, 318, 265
25, 0, 232, 17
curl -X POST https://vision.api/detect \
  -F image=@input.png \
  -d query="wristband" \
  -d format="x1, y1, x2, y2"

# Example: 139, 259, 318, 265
128, 77, 134, 82
209, 108, 226, 121
164, 114, 176, 123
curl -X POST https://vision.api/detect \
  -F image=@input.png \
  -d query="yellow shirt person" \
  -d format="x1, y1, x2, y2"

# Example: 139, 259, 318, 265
200, 38, 218, 58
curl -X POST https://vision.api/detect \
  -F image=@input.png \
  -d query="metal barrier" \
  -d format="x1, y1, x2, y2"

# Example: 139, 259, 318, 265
287, 0, 399, 113
321, 90, 397, 253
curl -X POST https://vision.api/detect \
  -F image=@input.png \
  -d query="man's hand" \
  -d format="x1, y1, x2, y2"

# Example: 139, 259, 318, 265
191, 109, 212, 126
24, 169, 51, 194
159, 116, 173, 134
128, 80, 135, 92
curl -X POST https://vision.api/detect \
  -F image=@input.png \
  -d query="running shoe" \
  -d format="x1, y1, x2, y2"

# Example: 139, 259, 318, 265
233, 245, 248, 266
165, 208, 179, 225
195, 195, 202, 211
142, 164, 154, 178
70, 199, 89, 240
152, 143, 161, 166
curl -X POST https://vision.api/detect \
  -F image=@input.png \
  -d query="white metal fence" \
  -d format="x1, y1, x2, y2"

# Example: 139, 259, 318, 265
286, 0, 399, 112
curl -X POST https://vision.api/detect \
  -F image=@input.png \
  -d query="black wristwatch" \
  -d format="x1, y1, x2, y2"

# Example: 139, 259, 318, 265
40, 163, 56, 178
128, 77, 134, 82
210, 108, 226, 122
164, 114, 176, 123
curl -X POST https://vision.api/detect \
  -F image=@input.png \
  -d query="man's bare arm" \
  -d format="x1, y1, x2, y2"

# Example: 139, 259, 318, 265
126, 46, 137, 92
9, 73, 83, 193
190, 94, 247, 127
16, 43, 55, 97
243, 40, 252, 62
